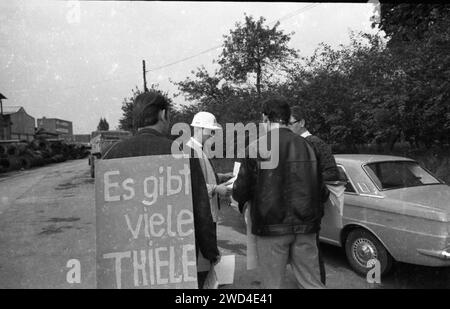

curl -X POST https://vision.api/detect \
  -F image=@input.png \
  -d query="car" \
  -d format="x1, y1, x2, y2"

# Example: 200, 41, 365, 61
320, 154, 450, 277
88, 130, 131, 178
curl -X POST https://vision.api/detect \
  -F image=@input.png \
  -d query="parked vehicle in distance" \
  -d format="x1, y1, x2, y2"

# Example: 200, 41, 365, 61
88, 130, 131, 178
320, 154, 450, 276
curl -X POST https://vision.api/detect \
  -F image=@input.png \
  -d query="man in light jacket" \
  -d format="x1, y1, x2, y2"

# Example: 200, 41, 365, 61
184, 111, 233, 284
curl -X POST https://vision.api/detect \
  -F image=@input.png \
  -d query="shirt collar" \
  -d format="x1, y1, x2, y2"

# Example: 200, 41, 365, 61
300, 130, 312, 138
186, 137, 203, 150
137, 127, 166, 137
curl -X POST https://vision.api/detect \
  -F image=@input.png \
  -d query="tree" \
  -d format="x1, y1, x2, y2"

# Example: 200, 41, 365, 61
97, 118, 109, 131
375, 4, 450, 43
172, 67, 231, 103
374, 4, 450, 146
119, 86, 142, 132
279, 32, 408, 150
172, 67, 261, 125
281, 26, 450, 150
218, 14, 298, 96
173, 14, 299, 128
173, 11, 450, 150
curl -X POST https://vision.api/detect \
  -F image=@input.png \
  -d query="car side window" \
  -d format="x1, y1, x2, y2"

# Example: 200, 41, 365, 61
337, 165, 356, 193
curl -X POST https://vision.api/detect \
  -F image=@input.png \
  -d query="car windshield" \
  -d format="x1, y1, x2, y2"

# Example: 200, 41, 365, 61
364, 161, 441, 190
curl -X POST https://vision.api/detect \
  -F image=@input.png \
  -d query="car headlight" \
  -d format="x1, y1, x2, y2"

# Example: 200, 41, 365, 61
442, 248, 450, 259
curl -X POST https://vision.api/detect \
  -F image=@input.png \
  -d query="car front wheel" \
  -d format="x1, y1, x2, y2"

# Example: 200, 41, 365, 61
345, 228, 393, 277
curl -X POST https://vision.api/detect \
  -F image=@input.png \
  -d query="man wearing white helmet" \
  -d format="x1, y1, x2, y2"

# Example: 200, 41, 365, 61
186, 111, 233, 223
185, 111, 233, 285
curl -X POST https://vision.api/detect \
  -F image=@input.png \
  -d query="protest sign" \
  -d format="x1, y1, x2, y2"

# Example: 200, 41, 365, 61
227, 162, 241, 212
95, 155, 198, 289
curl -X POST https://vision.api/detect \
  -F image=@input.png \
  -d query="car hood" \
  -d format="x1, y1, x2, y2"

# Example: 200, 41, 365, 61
382, 184, 450, 213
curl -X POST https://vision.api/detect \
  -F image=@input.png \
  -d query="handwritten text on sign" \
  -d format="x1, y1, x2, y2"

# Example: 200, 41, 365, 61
95, 155, 198, 289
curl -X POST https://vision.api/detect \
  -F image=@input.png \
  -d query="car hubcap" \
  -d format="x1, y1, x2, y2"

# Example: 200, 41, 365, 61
352, 238, 378, 268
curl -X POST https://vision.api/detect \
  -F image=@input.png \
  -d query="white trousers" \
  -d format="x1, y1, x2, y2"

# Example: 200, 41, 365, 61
256, 233, 326, 289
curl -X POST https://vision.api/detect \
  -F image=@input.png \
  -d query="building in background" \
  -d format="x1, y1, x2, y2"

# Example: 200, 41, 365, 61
37, 117, 73, 142
0, 114, 11, 140
0, 93, 9, 140
0, 106, 35, 141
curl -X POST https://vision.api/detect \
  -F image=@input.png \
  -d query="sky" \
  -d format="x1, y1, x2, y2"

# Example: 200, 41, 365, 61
0, 1, 381, 134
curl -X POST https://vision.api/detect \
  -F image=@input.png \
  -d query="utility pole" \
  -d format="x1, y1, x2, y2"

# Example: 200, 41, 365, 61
0, 93, 6, 116
142, 60, 148, 92
0, 93, 6, 140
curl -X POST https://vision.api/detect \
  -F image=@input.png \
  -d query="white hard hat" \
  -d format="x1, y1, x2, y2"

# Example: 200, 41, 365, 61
190, 112, 222, 130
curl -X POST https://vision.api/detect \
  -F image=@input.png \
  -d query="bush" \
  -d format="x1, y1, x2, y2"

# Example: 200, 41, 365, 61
0, 158, 10, 170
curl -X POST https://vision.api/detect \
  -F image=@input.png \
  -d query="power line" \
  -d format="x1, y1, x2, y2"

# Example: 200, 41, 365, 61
147, 45, 221, 72
272, 3, 320, 25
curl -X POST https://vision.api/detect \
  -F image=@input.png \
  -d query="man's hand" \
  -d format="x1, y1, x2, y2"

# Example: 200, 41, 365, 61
212, 253, 222, 266
214, 183, 232, 197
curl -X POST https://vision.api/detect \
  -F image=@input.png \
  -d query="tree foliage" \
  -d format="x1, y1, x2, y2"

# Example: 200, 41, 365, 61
97, 117, 109, 131
281, 25, 449, 149
218, 15, 298, 96
376, 4, 450, 42
375, 3, 450, 147
168, 10, 450, 152
119, 86, 142, 132
172, 67, 261, 126
172, 14, 298, 131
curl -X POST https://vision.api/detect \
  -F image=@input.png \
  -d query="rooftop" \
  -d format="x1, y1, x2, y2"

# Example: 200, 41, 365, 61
1, 106, 23, 115
38, 117, 72, 123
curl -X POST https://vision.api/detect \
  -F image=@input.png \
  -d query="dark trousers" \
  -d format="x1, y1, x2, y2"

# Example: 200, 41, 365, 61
197, 222, 218, 289
197, 271, 209, 289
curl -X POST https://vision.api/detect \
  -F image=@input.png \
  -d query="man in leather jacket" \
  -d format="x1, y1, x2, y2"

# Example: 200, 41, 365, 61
103, 91, 220, 288
232, 96, 328, 289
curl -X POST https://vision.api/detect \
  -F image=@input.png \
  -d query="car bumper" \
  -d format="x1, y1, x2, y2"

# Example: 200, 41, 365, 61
417, 248, 450, 261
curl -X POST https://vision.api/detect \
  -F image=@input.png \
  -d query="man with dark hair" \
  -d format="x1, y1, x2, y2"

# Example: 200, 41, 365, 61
261, 96, 291, 125
289, 107, 343, 287
232, 96, 328, 289
103, 91, 220, 288
131, 92, 170, 130
289, 106, 340, 182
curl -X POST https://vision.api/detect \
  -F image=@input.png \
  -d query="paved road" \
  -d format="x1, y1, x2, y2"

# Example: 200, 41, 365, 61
0, 160, 96, 288
0, 160, 448, 289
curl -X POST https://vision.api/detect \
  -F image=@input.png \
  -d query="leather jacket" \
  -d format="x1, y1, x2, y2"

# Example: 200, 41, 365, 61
232, 127, 328, 236
304, 135, 340, 182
